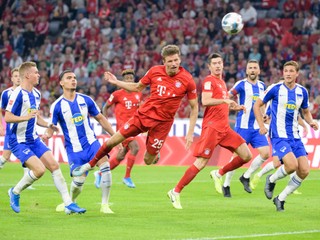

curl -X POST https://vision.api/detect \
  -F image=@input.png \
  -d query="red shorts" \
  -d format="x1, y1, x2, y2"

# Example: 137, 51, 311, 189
119, 111, 173, 155
193, 126, 245, 158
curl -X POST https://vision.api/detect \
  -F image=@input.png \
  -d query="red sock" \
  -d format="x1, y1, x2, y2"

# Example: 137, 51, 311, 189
124, 153, 136, 178
219, 156, 246, 176
175, 165, 200, 193
89, 142, 112, 167
109, 157, 120, 170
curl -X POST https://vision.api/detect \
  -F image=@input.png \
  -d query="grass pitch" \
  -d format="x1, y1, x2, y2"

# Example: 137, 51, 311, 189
1, 163, 319, 240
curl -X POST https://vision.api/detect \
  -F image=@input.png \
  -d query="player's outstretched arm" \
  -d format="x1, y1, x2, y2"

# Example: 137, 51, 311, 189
95, 113, 115, 136
253, 98, 268, 135
301, 108, 319, 131
185, 98, 198, 150
104, 72, 146, 92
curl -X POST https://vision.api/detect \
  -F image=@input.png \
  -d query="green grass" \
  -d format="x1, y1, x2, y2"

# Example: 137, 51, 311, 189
1, 163, 320, 240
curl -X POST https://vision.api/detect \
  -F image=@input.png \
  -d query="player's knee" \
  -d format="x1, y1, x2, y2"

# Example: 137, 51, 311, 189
260, 152, 270, 160
33, 165, 46, 178
131, 147, 139, 155
73, 176, 86, 187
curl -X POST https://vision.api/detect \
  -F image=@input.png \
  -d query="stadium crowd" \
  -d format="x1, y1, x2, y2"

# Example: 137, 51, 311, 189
0, 0, 320, 119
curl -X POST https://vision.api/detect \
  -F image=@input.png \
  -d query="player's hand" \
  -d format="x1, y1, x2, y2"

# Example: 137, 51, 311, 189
309, 121, 319, 131
41, 132, 50, 141
48, 123, 60, 133
104, 72, 118, 85
302, 126, 308, 138
185, 135, 193, 150
259, 126, 268, 135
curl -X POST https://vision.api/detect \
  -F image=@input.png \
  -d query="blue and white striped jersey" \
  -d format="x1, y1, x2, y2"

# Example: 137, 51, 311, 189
50, 93, 100, 153
229, 78, 266, 129
1, 87, 14, 132
262, 83, 309, 139
5, 86, 41, 143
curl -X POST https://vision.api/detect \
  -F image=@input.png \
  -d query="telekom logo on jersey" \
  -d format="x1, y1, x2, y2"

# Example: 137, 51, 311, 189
125, 101, 132, 109
157, 85, 166, 96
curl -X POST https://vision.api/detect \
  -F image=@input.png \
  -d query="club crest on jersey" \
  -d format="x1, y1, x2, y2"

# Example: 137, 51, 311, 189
204, 148, 211, 155
285, 100, 296, 113
124, 123, 130, 130
175, 81, 182, 88
71, 113, 84, 126
252, 93, 260, 102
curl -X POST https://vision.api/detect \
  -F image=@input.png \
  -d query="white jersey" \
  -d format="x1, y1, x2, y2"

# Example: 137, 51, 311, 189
50, 93, 100, 153
5, 86, 41, 143
229, 78, 266, 129
262, 82, 309, 139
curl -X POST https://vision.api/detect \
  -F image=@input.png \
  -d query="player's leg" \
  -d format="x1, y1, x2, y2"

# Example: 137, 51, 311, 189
0, 149, 11, 169
8, 152, 44, 213
223, 155, 236, 198
97, 157, 113, 214
123, 139, 139, 188
41, 149, 86, 214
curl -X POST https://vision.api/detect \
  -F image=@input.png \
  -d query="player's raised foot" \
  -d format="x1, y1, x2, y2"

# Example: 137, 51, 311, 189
264, 175, 276, 200
72, 163, 92, 177
210, 170, 223, 194
239, 174, 252, 193
222, 186, 231, 198
293, 189, 302, 195
152, 153, 161, 164
167, 189, 182, 209
273, 196, 285, 212
94, 171, 101, 189
8, 187, 20, 213
123, 177, 136, 188
65, 203, 86, 214
250, 174, 261, 190
56, 203, 65, 212
100, 203, 114, 214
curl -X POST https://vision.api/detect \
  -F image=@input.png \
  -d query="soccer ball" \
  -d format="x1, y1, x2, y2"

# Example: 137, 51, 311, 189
221, 12, 244, 35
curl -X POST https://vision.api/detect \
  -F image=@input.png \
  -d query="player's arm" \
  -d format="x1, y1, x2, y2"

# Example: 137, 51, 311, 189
94, 113, 115, 136
104, 72, 146, 92
298, 115, 308, 137
5, 110, 37, 123
202, 91, 236, 106
36, 114, 59, 133
102, 102, 112, 116
301, 108, 319, 131
185, 98, 198, 150
253, 98, 268, 135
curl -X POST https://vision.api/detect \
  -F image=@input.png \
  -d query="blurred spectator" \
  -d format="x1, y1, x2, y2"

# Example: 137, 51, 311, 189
240, 1, 257, 27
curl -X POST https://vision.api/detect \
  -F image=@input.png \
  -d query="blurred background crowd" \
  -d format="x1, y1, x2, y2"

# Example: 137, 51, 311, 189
0, 0, 320, 119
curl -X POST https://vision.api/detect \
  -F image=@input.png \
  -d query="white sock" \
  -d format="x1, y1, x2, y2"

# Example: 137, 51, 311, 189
257, 161, 275, 177
13, 170, 38, 194
52, 169, 72, 206
70, 176, 86, 202
223, 170, 235, 187
100, 162, 112, 204
244, 155, 266, 178
270, 165, 288, 183
278, 172, 302, 201
0, 155, 7, 164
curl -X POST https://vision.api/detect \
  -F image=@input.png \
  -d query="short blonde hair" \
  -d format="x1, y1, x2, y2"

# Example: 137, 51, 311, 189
19, 62, 37, 78
283, 61, 300, 72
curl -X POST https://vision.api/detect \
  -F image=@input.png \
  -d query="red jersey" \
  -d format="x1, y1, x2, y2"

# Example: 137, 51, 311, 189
202, 75, 230, 132
107, 89, 142, 130
139, 65, 197, 121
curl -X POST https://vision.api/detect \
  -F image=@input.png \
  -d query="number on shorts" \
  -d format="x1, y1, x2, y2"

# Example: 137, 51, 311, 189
151, 139, 164, 149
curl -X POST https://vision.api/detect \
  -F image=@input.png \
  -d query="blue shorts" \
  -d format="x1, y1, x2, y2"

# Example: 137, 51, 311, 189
3, 134, 10, 150
67, 140, 101, 175
235, 128, 269, 149
9, 138, 50, 166
271, 138, 307, 163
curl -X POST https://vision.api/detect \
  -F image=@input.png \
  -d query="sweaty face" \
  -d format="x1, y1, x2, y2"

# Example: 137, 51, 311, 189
208, 57, 223, 77
246, 62, 260, 81
61, 72, 77, 90
163, 54, 181, 77
283, 66, 299, 84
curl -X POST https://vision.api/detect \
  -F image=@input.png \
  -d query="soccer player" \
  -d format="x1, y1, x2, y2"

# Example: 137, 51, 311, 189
222, 59, 270, 197
72, 44, 198, 176
167, 53, 252, 209
5, 62, 85, 214
0, 67, 35, 189
94, 69, 142, 188
43, 70, 115, 214
253, 60, 318, 211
